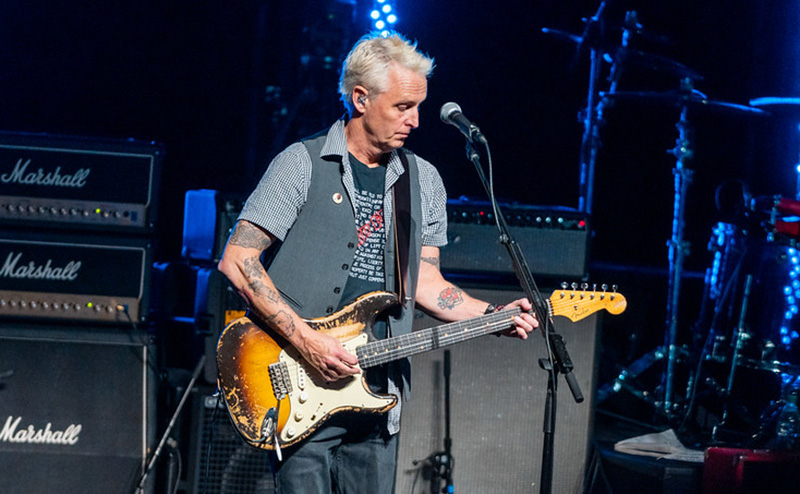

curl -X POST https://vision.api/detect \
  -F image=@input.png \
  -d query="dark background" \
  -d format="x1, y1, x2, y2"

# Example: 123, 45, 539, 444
2, 0, 800, 430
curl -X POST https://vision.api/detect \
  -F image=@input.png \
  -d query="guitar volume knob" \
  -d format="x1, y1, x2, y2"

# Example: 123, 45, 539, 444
299, 392, 309, 403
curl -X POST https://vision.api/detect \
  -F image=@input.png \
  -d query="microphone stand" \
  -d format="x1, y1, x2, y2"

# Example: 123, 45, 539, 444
414, 350, 454, 493
463, 140, 583, 494
441, 349, 454, 494
135, 355, 206, 493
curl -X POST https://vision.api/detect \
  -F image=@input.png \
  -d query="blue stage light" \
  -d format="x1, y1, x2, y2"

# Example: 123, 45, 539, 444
371, 1, 398, 30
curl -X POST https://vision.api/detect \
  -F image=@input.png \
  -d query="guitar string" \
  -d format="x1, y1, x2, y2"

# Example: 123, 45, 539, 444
277, 293, 617, 382
357, 310, 520, 368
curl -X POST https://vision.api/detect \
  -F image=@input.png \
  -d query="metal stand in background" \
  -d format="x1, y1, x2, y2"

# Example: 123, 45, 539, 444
136, 356, 206, 494
462, 130, 583, 494
575, 1, 609, 216
662, 92, 695, 415
414, 350, 455, 494
713, 275, 753, 439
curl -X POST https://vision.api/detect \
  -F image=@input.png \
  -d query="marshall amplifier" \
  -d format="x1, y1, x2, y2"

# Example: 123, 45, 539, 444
441, 198, 590, 279
0, 131, 163, 233
0, 324, 156, 494
0, 232, 151, 324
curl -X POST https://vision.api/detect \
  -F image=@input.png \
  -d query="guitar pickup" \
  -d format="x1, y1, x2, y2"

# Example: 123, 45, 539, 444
268, 361, 293, 399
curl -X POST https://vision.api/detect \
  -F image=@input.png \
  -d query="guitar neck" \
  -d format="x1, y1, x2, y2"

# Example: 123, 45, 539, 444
356, 306, 524, 368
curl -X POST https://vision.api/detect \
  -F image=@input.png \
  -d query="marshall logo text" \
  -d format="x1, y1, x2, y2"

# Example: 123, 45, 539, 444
0, 416, 81, 445
0, 252, 81, 281
0, 158, 90, 188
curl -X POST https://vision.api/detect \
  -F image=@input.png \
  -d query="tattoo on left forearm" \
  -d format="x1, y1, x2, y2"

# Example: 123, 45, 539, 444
437, 286, 464, 310
421, 256, 440, 269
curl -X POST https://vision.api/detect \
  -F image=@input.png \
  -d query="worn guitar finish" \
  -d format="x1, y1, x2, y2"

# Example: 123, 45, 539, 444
217, 288, 627, 451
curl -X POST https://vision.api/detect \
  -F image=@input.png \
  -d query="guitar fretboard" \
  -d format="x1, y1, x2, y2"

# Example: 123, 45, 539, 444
356, 307, 524, 368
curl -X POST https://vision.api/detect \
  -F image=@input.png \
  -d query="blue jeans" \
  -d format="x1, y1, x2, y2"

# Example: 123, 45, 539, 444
271, 412, 398, 494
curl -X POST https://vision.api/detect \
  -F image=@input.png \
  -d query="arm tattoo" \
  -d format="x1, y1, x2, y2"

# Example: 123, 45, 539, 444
266, 310, 297, 337
228, 221, 273, 250
437, 286, 464, 310
421, 256, 440, 269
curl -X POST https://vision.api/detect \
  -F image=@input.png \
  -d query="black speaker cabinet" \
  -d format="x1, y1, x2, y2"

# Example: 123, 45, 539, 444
396, 285, 600, 494
186, 388, 275, 494
0, 324, 156, 494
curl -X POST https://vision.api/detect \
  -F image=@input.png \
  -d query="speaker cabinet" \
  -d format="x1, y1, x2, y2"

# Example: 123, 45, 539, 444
186, 389, 275, 494
396, 285, 600, 494
0, 324, 156, 494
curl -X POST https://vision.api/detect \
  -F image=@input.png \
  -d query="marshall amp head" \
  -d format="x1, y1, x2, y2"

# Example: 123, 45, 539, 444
0, 132, 163, 233
441, 198, 590, 279
0, 233, 151, 324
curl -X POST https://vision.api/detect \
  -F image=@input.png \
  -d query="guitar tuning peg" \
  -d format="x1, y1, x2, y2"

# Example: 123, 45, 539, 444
571, 282, 578, 290
561, 281, 569, 290
601, 283, 608, 292
592, 283, 597, 291
612, 284, 618, 292
581, 282, 588, 290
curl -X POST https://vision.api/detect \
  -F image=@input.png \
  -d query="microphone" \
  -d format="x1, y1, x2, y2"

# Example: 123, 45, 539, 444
439, 102, 487, 144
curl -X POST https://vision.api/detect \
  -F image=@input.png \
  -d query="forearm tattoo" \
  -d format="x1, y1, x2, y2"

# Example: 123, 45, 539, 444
240, 250, 293, 336
266, 310, 296, 337
228, 221, 273, 250
421, 256, 440, 269
437, 286, 464, 310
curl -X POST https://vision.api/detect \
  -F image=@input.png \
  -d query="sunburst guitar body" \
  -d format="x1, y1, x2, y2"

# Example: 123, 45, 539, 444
217, 288, 626, 452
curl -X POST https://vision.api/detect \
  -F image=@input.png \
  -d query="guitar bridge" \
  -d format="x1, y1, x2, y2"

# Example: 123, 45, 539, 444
268, 361, 292, 400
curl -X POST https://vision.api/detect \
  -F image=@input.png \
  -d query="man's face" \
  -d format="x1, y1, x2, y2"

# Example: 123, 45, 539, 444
361, 64, 428, 153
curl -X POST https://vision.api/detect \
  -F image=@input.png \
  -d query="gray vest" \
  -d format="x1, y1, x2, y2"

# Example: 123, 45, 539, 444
266, 131, 423, 345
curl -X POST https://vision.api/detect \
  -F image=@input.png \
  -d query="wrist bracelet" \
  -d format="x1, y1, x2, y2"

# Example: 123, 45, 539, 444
484, 303, 505, 314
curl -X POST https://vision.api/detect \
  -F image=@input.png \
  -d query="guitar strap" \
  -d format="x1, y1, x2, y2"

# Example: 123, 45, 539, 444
393, 149, 412, 307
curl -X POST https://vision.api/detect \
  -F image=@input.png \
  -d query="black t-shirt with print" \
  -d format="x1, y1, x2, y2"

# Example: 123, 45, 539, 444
338, 153, 388, 340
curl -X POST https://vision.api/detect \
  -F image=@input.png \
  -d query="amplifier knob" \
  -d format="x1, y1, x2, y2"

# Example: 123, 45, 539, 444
30, 301, 38, 309
19, 300, 28, 308
0, 299, 7, 308
9, 300, 18, 308
27, 205, 35, 213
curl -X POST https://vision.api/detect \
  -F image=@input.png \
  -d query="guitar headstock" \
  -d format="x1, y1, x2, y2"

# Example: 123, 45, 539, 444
549, 283, 627, 322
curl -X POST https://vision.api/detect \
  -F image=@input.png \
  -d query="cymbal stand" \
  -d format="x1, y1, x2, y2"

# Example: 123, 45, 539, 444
577, 1, 608, 215
662, 85, 695, 414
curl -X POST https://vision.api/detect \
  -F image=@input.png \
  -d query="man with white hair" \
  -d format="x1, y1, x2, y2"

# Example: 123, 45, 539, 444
218, 31, 538, 493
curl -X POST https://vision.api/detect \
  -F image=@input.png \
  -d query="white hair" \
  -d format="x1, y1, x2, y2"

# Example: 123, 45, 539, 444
339, 31, 434, 114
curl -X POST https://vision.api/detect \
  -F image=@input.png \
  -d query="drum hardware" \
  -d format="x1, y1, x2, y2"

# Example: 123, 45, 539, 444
713, 275, 754, 441
542, 8, 701, 215
750, 97, 800, 200
545, 7, 778, 430
601, 89, 768, 116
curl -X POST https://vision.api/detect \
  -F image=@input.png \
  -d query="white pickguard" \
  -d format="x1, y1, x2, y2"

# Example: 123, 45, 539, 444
278, 333, 396, 443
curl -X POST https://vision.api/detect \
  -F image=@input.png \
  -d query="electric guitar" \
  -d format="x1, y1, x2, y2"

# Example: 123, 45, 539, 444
216, 287, 627, 452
